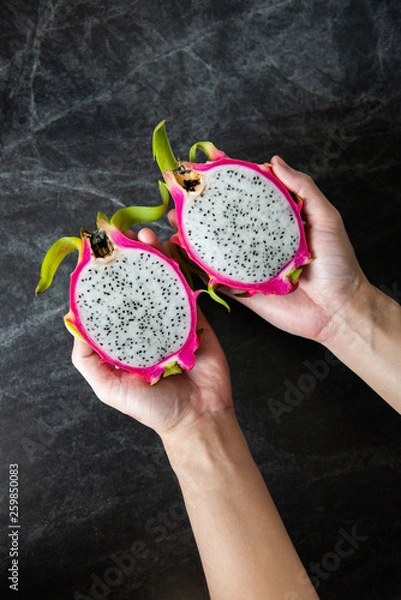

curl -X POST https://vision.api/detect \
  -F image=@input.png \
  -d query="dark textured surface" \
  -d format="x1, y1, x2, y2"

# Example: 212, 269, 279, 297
1, 1, 401, 599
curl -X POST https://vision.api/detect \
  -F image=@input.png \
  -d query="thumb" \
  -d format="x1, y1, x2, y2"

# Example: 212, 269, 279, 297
270, 155, 339, 226
193, 306, 227, 366
71, 338, 118, 396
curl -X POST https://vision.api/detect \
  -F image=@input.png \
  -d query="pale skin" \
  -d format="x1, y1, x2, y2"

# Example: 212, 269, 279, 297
221, 156, 401, 412
72, 155, 401, 600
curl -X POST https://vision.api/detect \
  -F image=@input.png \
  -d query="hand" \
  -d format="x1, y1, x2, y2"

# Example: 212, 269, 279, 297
235, 155, 371, 342
72, 228, 233, 438
169, 155, 370, 344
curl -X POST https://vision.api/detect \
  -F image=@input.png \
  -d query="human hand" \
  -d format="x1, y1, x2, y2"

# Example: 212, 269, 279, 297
72, 228, 233, 439
235, 155, 372, 343
169, 155, 370, 345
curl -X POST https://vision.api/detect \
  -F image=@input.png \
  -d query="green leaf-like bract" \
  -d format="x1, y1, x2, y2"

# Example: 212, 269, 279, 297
205, 283, 231, 312
189, 141, 218, 163
109, 181, 169, 231
152, 120, 179, 174
36, 237, 82, 295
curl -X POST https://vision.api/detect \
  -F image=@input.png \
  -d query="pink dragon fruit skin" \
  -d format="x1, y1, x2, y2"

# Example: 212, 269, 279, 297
36, 207, 200, 385
153, 121, 311, 297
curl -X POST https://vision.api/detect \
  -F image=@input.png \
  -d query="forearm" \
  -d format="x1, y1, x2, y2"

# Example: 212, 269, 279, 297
324, 280, 401, 412
162, 409, 318, 600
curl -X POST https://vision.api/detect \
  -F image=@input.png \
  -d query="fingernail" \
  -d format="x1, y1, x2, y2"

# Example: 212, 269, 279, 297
274, 155, 289, 168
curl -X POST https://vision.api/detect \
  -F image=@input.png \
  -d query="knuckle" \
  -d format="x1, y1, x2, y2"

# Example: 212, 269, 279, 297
302, 173, 315, 187
298, 173, 316, 198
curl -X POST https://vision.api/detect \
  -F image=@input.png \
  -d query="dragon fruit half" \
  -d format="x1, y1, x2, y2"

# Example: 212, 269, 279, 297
153, 121, 311, 297
36, 201, 200, 384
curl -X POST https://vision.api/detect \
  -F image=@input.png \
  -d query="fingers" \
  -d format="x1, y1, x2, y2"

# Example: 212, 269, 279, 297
193, 305, 229, 369
72, 337, 101, 379
167, 208, 178, 230
161, 239, 174, 257
72, 338, 153, 420
137, 227, 162, 251
136, 227, 173, 257
123, 229, 136, 240
71, 338, 114, 396
270, 155, 339, 224
71, 337, 97, 369
123, 227, 163, 252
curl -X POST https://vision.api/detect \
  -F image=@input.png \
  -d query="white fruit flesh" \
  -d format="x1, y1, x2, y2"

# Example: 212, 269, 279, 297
75, 248, 191, 368
181, 164, 300, 283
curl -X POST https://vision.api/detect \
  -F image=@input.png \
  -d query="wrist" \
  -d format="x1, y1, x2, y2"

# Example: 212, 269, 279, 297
322, 279, 401, 405
161, 407, 253, 479
324, 279, 397, 355
323, 278, 378, 352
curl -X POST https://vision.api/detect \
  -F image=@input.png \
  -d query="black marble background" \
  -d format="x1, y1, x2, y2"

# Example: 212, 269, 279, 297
1, 1, 401, 599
